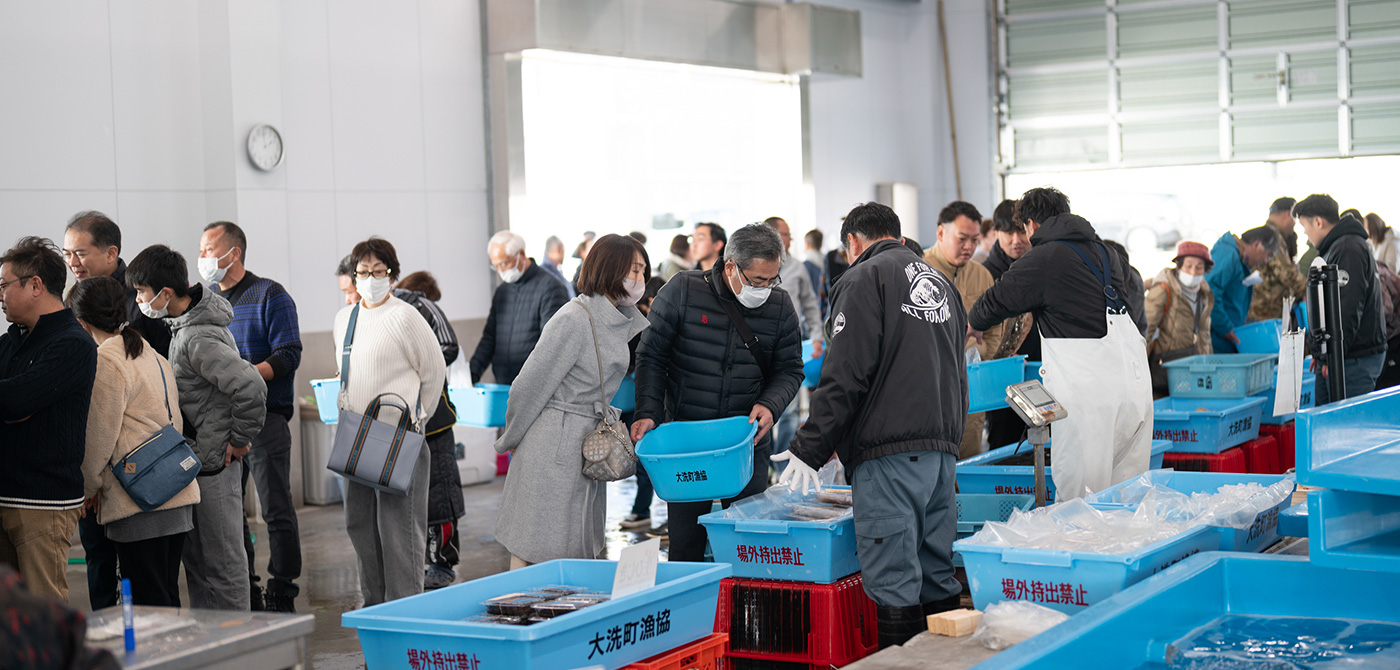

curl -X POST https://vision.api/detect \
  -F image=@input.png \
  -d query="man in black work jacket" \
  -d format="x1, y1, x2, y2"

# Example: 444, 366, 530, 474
0, 236, 98, 603
632, 223, 805, 563
776, 202, 969, 649
1295, 194, 1388, 404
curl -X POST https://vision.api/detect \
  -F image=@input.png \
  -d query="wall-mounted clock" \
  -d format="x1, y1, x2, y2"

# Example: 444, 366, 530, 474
247, 124, 284, 171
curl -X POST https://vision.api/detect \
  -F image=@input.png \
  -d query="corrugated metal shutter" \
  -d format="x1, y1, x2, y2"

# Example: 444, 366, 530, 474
996, 0, 1400, 173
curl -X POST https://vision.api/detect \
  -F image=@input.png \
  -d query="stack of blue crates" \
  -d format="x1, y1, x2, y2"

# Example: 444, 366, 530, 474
1153, 354, 1274, 454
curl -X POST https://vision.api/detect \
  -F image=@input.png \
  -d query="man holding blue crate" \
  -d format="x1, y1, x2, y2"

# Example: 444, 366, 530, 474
775, 202, 970, 649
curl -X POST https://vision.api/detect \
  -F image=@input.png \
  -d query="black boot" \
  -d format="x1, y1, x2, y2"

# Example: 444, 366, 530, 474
876, 604, 926, 649
921, 593, 963, 617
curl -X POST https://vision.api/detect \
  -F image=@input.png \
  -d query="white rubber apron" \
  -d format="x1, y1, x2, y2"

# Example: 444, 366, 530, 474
1037, 243, 1154, 500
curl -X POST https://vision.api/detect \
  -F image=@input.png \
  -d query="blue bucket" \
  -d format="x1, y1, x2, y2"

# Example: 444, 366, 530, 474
1233, 319, 1282, 354
611, 375, 636, 413
311, 377, 340, 424
451, 383, 511, 427
635, 417, 756, 503
800, 340, 824, 388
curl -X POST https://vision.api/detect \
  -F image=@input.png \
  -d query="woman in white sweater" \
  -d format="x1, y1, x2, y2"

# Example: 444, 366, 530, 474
333, 237, 446, 605
71, 276, 200, 607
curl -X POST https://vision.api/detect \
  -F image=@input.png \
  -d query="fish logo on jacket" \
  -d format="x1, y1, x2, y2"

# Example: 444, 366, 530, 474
902, 262, 952, 324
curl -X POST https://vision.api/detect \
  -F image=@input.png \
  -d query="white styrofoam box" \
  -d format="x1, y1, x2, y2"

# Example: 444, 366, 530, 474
454, 424, 498, 486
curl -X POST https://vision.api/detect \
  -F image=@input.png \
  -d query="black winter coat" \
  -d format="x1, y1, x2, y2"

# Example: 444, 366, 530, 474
114, 259, 171, 358
469, 261, 569, 385
970, 213, 1147, 338
1317, 216, 1387, 358
634, 265, 805, 447
790, 240, 968, 473
982, 241, 1015, 281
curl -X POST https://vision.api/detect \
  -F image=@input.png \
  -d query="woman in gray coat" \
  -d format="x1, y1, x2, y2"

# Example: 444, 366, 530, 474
495, 234, 650, 568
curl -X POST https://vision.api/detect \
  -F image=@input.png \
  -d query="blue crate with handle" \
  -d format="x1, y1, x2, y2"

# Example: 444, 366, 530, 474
1163, 353, 1276, 398
1152, 396, 1266, 453
1085, 469, 1295, 553
450, 383, 511, 427
967, 355, 1027, 413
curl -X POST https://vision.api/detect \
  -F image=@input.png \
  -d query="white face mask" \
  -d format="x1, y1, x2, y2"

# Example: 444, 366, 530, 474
356, 276, 392, 304
729, 265, 772, 309
498, 257, 524, 284
618, 278, 646, 307
139, 290, 170, 319
1242, 270, 1263, 287
1178, 271, 1203, 288
197, 248, 234, 284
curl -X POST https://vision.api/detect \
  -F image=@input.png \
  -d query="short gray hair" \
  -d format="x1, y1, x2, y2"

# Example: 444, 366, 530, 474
545, 235, 564, 254
723, 223, 784, 270
488, 230, 526, 256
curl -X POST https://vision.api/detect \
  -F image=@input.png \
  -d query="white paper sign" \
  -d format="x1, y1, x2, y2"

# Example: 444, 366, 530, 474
1275, 331, 1305, 419
612, 537, 660, 599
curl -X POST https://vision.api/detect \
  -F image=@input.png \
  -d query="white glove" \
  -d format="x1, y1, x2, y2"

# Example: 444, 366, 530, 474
770, 452, 823, 495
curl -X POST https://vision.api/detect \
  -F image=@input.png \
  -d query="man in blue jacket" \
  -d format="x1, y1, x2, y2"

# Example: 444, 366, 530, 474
470, 231, 569, 385
0, 237, 98, 601
1207, 227, 1279, 352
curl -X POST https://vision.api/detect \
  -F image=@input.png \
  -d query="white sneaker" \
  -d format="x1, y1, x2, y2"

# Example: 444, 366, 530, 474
620, 514, 651, 529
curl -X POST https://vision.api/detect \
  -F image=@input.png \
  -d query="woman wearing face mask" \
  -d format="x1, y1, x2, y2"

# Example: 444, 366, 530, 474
1145, 241, 1215, 397
332, 237, 447, 604
493, 234, 650, 569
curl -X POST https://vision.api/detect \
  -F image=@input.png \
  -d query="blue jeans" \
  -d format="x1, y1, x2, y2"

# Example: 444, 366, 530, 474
1314, 351, 1387, 406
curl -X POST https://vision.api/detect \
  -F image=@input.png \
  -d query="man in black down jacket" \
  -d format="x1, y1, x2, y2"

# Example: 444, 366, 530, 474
632, 224, 804, 563
469, 230, 569, 385
1295, 194, 1388, 404
777, 203, 968, 648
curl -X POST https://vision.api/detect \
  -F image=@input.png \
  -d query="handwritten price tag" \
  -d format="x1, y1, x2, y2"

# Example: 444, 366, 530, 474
612, 537, 660, 599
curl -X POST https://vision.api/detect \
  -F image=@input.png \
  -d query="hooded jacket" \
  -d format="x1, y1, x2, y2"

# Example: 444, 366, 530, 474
1146, 267, 1214, 357
469, 260, 570, 385
1206, 233, 1252, 353
634, 265, 805, 444
969, 213, 1146, 338
166, 285, 268, 473
789, 239, 968, 473
1317, 216, 1387, 358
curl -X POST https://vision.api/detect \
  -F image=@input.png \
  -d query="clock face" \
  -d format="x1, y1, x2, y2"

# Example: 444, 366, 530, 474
247, 124, 284, 171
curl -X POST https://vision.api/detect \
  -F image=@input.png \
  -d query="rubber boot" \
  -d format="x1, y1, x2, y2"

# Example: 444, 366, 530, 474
921, 593, 963, 617
876, 604, 926, 649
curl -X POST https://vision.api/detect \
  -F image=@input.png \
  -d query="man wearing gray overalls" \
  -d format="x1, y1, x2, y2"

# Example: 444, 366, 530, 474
772, 202, 970, 649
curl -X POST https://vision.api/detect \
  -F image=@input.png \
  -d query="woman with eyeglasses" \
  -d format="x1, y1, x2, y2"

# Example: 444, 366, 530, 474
332, 237, 446, 604
69, 276, 200, 606
494, 234, 651, 569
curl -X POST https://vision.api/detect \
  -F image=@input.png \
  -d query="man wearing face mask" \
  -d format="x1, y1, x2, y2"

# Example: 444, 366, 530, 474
469, 231, 570, 386
198, 222, 303, 612
1206, 226, 1280, 353
632, 224, 805, 563
1146, 242, 1215, 397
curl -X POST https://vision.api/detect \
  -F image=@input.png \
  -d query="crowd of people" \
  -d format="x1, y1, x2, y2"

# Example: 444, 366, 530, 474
0, 190, 1395, 647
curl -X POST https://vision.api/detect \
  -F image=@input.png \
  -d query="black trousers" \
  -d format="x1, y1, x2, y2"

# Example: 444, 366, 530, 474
668, 444, 770, 563
116, 533, 185, 607
79, 515, 119, 609
242, 414, 302, 597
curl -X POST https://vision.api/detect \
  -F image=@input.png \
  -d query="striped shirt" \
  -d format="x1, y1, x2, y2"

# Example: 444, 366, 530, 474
211, 272, 303, 415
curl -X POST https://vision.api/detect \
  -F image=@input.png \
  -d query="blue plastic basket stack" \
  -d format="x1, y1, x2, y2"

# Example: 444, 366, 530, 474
1154, 354, 1275, 454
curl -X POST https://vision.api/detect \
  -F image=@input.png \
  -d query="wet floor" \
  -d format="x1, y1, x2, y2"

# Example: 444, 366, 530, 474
65, 472, 674, 669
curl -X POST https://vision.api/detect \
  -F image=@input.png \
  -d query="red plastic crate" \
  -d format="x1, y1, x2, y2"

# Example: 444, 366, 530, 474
623, 633, 728, 670
1260, 422, 1295, 472
1240, 435, 1281, 474
714, 573, 877, 668
718, 657, 817, 670
1162, 446, 1247, 473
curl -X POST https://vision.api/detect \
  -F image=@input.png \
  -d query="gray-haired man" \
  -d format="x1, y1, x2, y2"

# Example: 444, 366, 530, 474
632, 223, 806, 562
468, 231, 570, 385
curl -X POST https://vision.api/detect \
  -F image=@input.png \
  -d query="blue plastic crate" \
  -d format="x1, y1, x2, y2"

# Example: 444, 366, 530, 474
1024, 361, 1041, 382
1232, 319, 1282, 354
954, 524, 1217, 615
635, 417, 756, 503
955, 439, 1172, 505
1085, 470, 1295, 553
953, 494, 1036, 568
1163, 353, 1277, 398
310, 377, 340, 424
967, 355, 1027, 414
973, 553, 1400, 669
343, 559, 730, 670
611, 375, 636, 413
800, 340, 824, 388
1296, 386, 1400, 496
1152, 396, 1266, 453
1308, 488, 1400, 573
1278, 501, 1308, 538
699, 486, 857, 584
450, 383, 510, 427
1252, 369, 1315, 425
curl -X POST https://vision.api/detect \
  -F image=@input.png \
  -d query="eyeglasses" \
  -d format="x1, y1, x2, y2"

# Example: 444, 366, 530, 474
353, 269, 390, 279
0, 275, 33, 293
738, 266, 781, 289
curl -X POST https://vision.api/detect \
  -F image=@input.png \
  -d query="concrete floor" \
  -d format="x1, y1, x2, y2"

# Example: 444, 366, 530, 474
65, 474, 669, 670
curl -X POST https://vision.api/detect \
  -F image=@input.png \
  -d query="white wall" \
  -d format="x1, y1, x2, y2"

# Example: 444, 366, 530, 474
0, 0, 492, 334
806, 0, 997, 246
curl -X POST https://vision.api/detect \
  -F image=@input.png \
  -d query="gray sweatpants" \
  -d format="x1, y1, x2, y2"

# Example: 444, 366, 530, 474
850, 450, 960, 608
184, 461, 252, 611
345, 445, 430, 606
